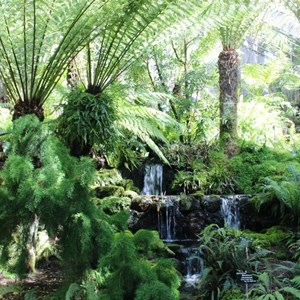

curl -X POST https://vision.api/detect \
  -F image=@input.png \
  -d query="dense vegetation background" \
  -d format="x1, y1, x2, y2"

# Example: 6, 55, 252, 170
0, 0, 300, 299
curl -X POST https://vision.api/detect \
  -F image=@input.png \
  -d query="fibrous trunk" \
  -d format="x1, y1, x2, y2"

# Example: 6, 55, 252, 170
218, 49, 239, 138
218, 49, 239, 154
13, 101, 44, 121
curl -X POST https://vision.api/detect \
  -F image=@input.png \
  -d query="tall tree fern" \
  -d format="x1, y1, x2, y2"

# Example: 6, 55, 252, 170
217, 0, 269, 154
0, 0, 108, 120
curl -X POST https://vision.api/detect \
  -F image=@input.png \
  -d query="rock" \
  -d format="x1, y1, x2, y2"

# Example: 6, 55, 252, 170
95, 185, 125, 198
96, 196, 131, 214
123, 190, 139, 199
201, 195, 221, 213
179, 195, 201, 211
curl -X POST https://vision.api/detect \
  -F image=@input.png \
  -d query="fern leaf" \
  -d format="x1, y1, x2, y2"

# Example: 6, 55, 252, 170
291, 276, 300, 289
280, 286, 300, 299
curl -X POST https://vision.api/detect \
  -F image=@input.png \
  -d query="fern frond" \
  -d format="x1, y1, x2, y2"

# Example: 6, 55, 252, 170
0, 0, 107, 106
291, 276, 300, 289
280, 286, 300, 299
115, 95, 181, 164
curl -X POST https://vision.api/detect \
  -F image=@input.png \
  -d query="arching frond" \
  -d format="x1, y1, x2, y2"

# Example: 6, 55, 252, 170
0, 0, 108, 106
218, 0, 269, 50
115, 94, 181, 164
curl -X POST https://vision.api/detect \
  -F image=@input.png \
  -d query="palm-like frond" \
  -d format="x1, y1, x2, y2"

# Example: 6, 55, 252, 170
77, 0, 175, 93
76, 0, 231, 93
0, 0, 107, 107
218, 0, 269, 49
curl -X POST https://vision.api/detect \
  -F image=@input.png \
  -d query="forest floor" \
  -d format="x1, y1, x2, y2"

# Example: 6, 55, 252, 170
0, 261, 62, 299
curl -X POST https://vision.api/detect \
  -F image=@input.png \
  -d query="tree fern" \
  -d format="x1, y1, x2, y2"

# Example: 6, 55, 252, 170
77, 0, 189, 93
0, 0, 108, 119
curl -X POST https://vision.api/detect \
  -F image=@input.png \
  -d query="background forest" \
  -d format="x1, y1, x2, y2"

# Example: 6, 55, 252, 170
0, 0, 300, 299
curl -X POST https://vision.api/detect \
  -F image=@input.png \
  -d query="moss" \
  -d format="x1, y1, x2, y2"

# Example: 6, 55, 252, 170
244, 226, 290, 248
119, 179, 139, 192
179, 195, 197, 211
230, 145, 300, 194
96, 196, 131, 214
95, 185, 125, 198
190, 191, 204, 197
123, 190, 139, 199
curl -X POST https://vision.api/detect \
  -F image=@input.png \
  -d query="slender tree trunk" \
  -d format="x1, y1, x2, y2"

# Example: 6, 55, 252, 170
13, 101, 44, 121
218, 49, 239, 155
27, 214, 40, 273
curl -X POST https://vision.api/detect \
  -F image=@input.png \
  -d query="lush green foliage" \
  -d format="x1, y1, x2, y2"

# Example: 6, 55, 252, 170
254, 165, 300, 224
197, 224, 300, 300
97, 230, 180, 300
0, 115, 113, 278
57, 89, 116, 155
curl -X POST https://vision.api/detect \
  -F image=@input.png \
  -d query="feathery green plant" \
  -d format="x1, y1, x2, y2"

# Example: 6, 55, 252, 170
0, 115, 114, 278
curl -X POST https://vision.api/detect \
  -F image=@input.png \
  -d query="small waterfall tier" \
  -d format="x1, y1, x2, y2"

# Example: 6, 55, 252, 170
157, 196, 180, 242
141, 164, 163, 195
181, 245, 205, 287
221, 195, 241, 229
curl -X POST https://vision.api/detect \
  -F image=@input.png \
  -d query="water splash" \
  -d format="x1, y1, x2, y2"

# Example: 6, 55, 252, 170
182, 246, 205, 287
221, 195, 241, 229
141, 164, 163, 195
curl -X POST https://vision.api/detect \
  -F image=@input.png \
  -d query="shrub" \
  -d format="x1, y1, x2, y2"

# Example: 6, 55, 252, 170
0, 115, 114, 279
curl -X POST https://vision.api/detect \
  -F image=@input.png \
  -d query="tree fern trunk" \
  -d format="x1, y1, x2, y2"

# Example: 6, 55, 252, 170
218, 49, 239, 155
13, 101, 44, 121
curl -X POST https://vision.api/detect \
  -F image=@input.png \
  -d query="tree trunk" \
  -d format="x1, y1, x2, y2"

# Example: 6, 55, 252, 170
27, 214, 40, 273
13, 101, 44, 121
218, 49, 239, 155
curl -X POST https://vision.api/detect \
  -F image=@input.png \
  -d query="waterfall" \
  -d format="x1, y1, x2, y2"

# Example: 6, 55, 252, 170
221, 195, 241, 229
182, 246, 205, 287
141, 164, 163, 195
158, 196, 179, 241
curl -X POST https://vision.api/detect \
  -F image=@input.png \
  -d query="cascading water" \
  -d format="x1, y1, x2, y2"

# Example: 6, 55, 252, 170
141, 164, 163, 195
158, 196, 179, 241
221, 195, 241, 229
140, 165, 204, 288
182, 246, 205, 287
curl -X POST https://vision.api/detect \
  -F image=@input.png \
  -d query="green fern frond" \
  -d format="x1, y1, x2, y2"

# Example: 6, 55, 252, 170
218, 0, 268, 49
115, 95, 180, 163
291, 276, 300, 289
0, 0, 107, 106
280, 286, 300, 299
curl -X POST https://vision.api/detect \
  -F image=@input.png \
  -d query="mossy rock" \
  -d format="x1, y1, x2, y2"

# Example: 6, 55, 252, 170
96, 196, 131, 214
165, 243, 181, 252
179, 195, 201, 211
118, 179, 139, 192
201, 195, 221, 213
95, 185, 125, 198
123, 190, 139, 199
